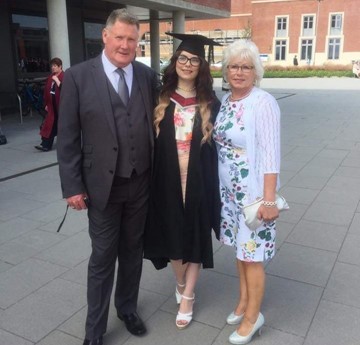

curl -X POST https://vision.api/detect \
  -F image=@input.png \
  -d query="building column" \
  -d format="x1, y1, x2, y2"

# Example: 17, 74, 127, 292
172, 10, 185, 53
150, 10, 160, 74
46, 0, 71, 69
0, 2, 17, 94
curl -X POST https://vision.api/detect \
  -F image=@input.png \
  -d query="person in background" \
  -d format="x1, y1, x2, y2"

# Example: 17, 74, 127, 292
213, 40, 281, 345
293, 55, 298, 66
353, 60, 360, 78
144, 33, 221, 330
57, 9, 159, 345
0, 126, 7, 145
35, 57, 64, 152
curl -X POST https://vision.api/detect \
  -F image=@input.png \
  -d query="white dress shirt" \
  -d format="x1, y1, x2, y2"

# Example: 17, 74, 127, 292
101, 50, 133, 97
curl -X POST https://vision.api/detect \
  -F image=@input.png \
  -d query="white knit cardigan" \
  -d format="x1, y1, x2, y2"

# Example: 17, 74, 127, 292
221, 87, 281, 202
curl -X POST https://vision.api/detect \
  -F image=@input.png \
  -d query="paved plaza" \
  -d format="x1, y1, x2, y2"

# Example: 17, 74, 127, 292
1, 77, 360, 345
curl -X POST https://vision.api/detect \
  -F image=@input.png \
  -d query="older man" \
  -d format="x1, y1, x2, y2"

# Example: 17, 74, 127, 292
57, 9, 159, 345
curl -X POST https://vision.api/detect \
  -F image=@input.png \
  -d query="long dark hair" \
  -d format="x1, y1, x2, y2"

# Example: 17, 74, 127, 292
154, 50, 215, 143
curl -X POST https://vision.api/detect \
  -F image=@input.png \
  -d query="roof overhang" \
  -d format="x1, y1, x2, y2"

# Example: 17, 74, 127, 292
102, 0, 230, 20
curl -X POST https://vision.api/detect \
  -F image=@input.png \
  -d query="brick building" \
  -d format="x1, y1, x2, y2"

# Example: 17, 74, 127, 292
142, 0, 360, 66
0, 0, 229, 99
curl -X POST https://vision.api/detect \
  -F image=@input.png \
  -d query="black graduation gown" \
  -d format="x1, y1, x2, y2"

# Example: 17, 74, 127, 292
144, 96, 221, 269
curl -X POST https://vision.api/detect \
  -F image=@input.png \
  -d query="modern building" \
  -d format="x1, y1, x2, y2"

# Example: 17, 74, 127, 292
0, 0, 230, 106
143, 0, 360, 66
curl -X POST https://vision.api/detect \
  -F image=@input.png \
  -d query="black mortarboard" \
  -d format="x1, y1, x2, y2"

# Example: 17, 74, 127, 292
166, 32, 221, 62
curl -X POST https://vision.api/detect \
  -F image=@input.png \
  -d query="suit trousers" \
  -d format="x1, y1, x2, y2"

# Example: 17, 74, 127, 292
85, 170, 150, 339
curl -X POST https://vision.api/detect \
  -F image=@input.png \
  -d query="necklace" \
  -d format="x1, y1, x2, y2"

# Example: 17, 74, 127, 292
177, 85, 196, 92
230, 88, 253, 102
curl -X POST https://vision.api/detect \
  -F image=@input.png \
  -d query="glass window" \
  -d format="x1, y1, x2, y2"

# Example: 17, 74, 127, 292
303, 16, 314, 36
275, 40, 287, 60
301, 39, 313, 62
328, 38, 340, 59
330, 14, 342, 35
84, 22, 103, 59
276, 17, 287, 37
12, 14, 49, 74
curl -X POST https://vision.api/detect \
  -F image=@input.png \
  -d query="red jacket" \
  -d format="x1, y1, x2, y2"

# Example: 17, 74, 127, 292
40, 71, 64, 138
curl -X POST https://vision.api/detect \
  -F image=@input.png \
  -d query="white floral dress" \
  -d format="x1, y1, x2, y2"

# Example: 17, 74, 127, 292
213, 93, 276, 262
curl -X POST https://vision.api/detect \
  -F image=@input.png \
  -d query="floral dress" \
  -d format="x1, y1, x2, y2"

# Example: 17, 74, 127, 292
172, 92, 198, 203
213, 93, 276, 262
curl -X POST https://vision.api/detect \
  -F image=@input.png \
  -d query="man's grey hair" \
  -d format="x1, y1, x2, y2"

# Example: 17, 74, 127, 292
105, 8, 140, 30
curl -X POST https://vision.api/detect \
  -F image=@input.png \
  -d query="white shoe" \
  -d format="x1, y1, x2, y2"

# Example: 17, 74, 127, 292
176, 294, 195, 330
226, 311, 244, 325
175, 282, 186, 304
229, 312, 264, 345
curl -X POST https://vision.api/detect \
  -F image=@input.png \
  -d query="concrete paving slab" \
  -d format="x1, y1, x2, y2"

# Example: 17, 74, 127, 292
325, 174, 360, 194
334, 166, 360, 179
315, 186, 360, 207
278, 169, 298, 186
0, 279, 86, 343
210, 244, 237, 278
282, 146, 322, 162
20, 199, 66, 224
59, 260, 88, 287
266, 242, 337, 287
0, 216, 41, 244
0, 189, 46, 222
279, 186, 319, 205
0, 258, 68, 309
121, 310, 219, 345
139, 260, 175, 297
303, 201, 356, 226
348, 212, 360, 235
0, 260, 12, 273
36, 330, 82, 345
286, 219, 347, 252
275, 221, 295, 249
0, 329, 34, 345
287, 173, 330, 190
277, 202, 308, 224
214, 325, 305, 345
338, 233, 360, 265
39, 210, 88, 234
280, 158, 309, 172
263, 275, 323, 337
0, 229, 66, 264
35, 231, 92, 268
315, 148, 350, 160
304, 300, 360, 345
342, 151, 360, 168
323, 262, 360, 308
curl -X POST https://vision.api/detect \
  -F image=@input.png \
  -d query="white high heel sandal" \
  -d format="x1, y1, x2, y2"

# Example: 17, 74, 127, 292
175, 294, 195, 330
175, 282, 186, 304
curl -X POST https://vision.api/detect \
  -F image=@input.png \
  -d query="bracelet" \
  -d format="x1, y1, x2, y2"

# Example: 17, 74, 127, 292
262, 200, 277, 208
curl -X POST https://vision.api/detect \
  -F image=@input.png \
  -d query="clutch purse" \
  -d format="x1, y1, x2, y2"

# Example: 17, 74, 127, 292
242, 194, 289, 231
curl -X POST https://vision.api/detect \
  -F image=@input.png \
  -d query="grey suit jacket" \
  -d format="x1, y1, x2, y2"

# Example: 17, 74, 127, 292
57, 55, 160, 210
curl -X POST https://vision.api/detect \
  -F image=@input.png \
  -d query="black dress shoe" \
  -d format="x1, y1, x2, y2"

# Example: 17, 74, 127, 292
83, 336, 103, 345
34, 145, 50, 152
118, 311, 147, 336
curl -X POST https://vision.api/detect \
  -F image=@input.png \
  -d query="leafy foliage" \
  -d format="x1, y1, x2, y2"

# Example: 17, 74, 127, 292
211, 64, 354, 78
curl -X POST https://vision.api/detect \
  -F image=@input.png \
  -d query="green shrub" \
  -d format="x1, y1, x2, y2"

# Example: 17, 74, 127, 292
211, 64, 354, 78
